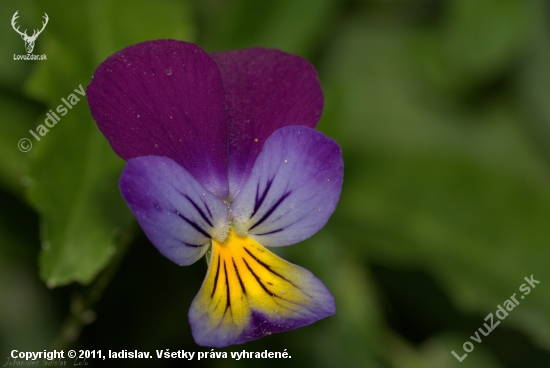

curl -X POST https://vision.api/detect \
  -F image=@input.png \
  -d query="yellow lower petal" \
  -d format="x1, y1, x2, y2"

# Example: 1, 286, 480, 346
189, 228, 335, 347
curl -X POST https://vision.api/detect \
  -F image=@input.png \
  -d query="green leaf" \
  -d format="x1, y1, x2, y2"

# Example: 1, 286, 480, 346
438, 0, 530, 90
197, 0, 340, 57
23, 0, 195, 286
0, 191, 55, 351
320, 19, 550, 350
275, 231, 385, 368
385, 333, 503, 368
0, 93, 43, 194
517, 0, 550, 161
88, 0, 195, 62
0, 2, 46, 195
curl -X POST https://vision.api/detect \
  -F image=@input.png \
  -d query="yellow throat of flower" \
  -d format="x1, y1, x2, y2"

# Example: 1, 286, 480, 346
191, 227, 322, 341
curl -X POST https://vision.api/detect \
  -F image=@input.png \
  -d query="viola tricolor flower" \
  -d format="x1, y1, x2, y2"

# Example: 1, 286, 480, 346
87, 40, 343, 347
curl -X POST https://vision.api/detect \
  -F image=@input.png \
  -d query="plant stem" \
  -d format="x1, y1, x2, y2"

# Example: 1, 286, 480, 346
50, 224, 137, 350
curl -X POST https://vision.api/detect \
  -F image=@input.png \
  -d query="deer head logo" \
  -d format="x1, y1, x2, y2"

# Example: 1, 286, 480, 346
11, 11, 49, 54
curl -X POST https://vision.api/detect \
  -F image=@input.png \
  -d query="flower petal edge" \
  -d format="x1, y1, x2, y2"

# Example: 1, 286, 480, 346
119, 156, 230, 266
230, 126, 343, 247
211, 48, 324, 200
189, 229, 335, 347
88, 40, 230, 199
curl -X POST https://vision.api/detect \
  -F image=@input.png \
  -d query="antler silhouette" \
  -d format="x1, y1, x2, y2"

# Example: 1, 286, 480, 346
32, 13, 49, 39
11, 11, 27, 38
11, 11, 49, 53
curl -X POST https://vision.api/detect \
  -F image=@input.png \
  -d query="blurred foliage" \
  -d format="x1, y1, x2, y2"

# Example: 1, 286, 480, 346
23, 0, 194, 286
2, 0, 550, 367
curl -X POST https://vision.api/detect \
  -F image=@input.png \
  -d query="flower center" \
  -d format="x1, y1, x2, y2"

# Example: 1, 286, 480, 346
213, 226, 247, 250
226, 209, 249, 239
209, 219, 230, 243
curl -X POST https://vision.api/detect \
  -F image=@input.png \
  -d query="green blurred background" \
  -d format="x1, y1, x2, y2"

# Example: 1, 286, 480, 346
1, 0, 550, 367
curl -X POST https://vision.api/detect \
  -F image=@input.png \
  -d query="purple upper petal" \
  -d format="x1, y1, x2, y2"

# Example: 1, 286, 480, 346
230, 126, 343, 247
211, 49, 324, 200
120, 156, 230, 266
87, 40, 229, 199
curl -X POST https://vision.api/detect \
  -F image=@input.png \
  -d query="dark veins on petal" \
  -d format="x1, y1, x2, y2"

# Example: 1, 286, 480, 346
180, 242, 205, 248
211, 255, 221, 298
204, 243, 321, 337
233, 258, 247, 295
224, 261, 231, 313
242, 258, 276, 297
248, 191, 292, 231
243, 247, 297, 287
177, 190, 214, 227
253, 227, 286, 236
175, 211, 211, 239
253, 178, 273, 215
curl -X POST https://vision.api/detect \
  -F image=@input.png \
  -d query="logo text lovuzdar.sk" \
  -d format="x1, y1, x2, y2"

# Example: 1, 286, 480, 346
11, 10, 48, 59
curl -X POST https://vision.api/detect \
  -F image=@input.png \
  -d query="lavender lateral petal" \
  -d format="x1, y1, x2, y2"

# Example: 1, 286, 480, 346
230, 126, 343, 247
88, 40, 229, 199
211, 49, 324, 200
120, 156, 230, 266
